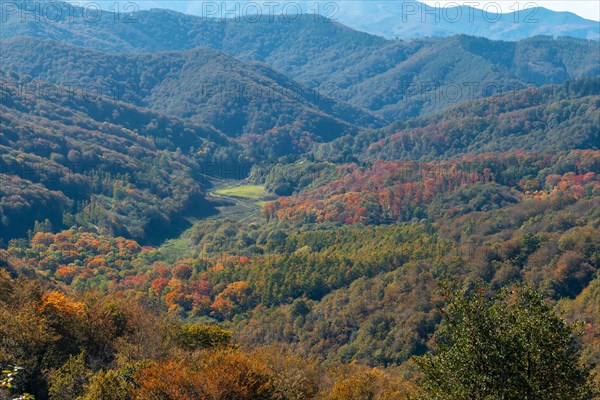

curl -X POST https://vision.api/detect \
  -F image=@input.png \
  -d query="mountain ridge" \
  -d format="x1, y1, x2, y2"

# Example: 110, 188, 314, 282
33, 0, 596, 41
2, 18, 598, 124
0, 36, 380, 142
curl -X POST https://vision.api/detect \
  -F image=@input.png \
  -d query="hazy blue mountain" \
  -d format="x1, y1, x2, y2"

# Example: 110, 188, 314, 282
325, 2, 600, 40
143, 1, 600, 40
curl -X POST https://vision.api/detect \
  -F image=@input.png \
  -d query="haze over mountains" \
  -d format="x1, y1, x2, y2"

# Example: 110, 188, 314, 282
99, 0, 600, 40
330, 1, 600, 40
311, 1, 600, 40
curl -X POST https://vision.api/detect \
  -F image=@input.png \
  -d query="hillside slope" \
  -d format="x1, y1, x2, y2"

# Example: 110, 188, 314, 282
316, 77, 600, 162
0, 70, 239, 243
2, 5, 598, 122
0, 37, 378, 143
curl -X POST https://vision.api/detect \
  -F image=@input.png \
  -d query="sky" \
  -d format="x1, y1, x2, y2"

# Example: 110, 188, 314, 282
137, 1, 600, 21
423, 1, 599, 21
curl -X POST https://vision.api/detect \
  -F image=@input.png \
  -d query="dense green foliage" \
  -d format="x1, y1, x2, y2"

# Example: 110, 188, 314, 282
249, 161, 341, 196
416, 285, 596, 399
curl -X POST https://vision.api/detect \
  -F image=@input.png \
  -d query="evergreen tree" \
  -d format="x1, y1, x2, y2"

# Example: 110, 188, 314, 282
416, 284, 596, 400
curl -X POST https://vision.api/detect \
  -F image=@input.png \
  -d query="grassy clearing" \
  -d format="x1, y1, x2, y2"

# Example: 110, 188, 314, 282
214, 185, 268, 200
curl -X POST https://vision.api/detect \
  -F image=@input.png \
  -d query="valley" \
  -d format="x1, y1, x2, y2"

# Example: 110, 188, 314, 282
0, 2, 599, 399
208, 181, 274, 224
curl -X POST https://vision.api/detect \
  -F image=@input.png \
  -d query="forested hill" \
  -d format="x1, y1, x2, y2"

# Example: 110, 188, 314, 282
0, 5, 386, 55
0, 70, 240, 244
334, 35, 600, 121
0, 37, 378, 141
1, 3, 599, 122
316, 77, 600, 162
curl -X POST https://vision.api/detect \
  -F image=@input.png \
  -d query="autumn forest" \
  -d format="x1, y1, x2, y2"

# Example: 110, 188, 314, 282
0, 1, 599, 399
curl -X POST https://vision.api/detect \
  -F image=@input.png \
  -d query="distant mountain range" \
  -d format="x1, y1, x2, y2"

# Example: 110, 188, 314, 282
136, 1, 600, 40
320, 1, 600, 40
2, 3, 598, 125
